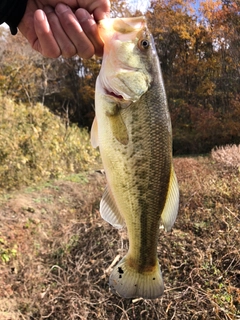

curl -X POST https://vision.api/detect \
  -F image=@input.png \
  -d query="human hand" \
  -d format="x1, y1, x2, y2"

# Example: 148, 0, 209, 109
18, 0, 110, 58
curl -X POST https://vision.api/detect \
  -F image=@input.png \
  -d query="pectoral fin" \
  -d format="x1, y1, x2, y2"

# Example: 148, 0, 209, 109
100, 186, 125, 229
109, 114, 129, 145
160, 166, 179, 231
91, 117, 99, 148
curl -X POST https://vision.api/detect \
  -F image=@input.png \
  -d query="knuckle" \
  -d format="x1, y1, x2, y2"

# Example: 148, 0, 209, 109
78, 46, 95, 59
43, 50, 61, 58
61, 45, 77, 58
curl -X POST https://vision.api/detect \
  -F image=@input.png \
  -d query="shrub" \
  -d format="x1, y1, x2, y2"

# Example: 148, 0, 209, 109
211, 144, 240, 169
0, 96, 99, 191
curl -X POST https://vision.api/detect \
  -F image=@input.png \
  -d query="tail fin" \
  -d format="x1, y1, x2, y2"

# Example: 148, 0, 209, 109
109, 256, 164, 299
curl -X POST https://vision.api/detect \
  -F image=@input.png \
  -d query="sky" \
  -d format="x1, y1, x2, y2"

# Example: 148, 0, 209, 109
127, 0, 203, 14
127, 0, 151, 13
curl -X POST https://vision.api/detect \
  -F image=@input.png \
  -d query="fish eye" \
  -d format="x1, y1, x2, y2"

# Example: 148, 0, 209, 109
138, 39, 150, 50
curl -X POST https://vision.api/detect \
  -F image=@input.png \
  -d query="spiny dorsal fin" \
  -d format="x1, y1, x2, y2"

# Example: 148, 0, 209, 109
160, 166, 179, 231
100, 186, 125, 229
90, 117, 99, 148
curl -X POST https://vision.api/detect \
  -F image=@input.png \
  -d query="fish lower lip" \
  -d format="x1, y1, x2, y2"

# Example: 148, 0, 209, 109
105, 89, 123, 100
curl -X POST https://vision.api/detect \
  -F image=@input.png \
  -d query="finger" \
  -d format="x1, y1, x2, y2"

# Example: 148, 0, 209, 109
77, 0, 111, 21
34, 9, 61, 58
92, 1, 111, 21
55, 4, 96, 59
75, 8, 104, 57
44, 6, 77, 58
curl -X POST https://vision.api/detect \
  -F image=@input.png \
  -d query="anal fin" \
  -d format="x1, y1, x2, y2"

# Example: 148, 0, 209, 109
160, 165, 179, 231
100, 186, 125, 229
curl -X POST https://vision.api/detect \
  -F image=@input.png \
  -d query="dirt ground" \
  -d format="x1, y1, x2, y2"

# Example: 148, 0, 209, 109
0, 156, 239, 320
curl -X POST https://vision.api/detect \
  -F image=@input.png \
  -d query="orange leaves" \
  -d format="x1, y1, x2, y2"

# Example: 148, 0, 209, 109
199, 0, 222, 22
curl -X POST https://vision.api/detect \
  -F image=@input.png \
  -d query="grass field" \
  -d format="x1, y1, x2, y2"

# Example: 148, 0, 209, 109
0, 154, 239, 320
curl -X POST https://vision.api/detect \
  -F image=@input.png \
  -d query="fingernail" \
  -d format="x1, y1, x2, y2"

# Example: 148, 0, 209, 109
76, 8, 92, 23
55, 3, 70, 14
35, 10, 45, 22
79, 11, 89, 22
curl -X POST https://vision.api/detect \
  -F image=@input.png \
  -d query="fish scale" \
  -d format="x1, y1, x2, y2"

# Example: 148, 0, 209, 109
124, 92, 170, 271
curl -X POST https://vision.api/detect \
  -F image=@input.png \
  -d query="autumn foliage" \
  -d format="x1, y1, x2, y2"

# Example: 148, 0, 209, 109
0, 95, 99, 191
146, 0, 240, 154
0, 0, 239, 155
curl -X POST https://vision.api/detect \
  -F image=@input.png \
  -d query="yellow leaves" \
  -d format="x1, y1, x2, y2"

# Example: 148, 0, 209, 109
0, 234, 18, 263
196, 79, 216, 97
174, 24, 191, 40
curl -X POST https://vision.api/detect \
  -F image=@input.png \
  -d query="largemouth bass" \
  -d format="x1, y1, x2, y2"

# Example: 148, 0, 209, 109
91, 16, 179, 299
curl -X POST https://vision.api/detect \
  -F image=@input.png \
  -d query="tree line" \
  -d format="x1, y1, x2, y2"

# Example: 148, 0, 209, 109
0, 0, 239, 154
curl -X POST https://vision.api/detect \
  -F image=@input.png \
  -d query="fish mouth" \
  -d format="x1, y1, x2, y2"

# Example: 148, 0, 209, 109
105, 88, 124, 100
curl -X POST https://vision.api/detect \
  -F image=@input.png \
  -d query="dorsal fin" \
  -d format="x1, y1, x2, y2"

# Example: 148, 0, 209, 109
100, 186, 125, 229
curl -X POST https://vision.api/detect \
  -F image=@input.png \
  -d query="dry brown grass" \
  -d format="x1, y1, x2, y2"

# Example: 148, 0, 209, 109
211, 144, 240, 169
0, 157, 239, 319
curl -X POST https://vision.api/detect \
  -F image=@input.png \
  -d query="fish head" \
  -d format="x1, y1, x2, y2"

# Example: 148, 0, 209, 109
98, 17, 156, 104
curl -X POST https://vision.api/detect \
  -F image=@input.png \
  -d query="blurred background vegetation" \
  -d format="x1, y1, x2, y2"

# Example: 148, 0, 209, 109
0, 0, 239, 190
0, 96, 99, 191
